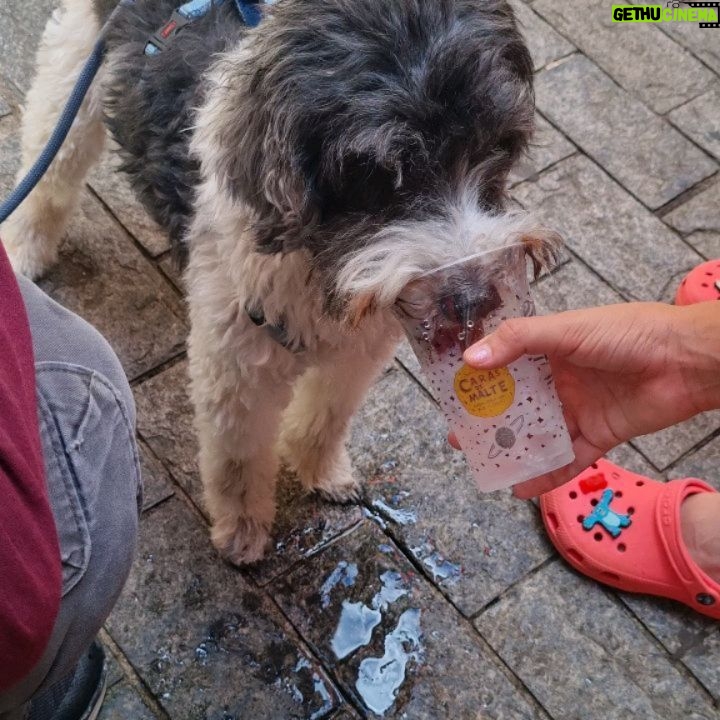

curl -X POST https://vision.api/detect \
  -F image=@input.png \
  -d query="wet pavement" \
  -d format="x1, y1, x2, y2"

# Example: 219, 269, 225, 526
1, 0, 719, 717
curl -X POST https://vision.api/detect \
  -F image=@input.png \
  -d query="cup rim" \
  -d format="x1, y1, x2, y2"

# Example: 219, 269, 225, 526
415, 241, 525, 279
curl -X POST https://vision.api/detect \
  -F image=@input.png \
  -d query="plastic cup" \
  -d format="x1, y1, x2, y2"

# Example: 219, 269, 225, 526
393, 244, 574, 492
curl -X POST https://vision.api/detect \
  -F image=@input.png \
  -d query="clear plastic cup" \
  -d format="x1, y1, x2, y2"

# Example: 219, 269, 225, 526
393, 244, 574, 492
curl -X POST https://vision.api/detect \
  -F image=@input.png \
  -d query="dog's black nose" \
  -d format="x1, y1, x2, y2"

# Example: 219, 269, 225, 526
439, 283, 502, 325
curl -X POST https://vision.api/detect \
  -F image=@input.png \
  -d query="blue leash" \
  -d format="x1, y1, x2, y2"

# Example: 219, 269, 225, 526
0, 0, 264, 225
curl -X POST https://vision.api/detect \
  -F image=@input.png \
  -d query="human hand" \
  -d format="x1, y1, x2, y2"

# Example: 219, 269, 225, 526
451, 302, 720, 498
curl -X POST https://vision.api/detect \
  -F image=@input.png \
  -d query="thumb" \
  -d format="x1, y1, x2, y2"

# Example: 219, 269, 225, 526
463, 314, 569, 369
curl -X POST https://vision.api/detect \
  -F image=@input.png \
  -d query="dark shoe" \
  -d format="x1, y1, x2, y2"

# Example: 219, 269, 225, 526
27, 641, 107, 720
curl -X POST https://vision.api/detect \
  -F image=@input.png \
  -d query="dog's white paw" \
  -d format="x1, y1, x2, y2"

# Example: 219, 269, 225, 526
303, 451, 362, 504
1, 219, 59, 279
211, 516, 271, 566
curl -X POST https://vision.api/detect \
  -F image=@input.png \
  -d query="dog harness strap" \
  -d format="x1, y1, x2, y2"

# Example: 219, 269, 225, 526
245, 304, 303, 353
234, 0, 263, 26
145, 0, 264, 55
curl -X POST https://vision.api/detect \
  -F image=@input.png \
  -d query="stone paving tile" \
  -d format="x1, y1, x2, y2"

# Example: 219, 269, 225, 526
394, 338, 423, 384
476, 560, 718, 720
35, 190, 187, 380
508, 0, 575, 71
0, 7, 39, 92
509, 114, 576, 187
106, 497, 342, 720
0, 96, 10, 120
630, 412, 720, 472
101, 641, 125, 689
270, 522, 545, 720
5, 0, 55, 39
657, 16, 720, 75
138, 439, 176, 512
669, 434, 720, 490
535, 55, 717, 209
533, 0, 714, 115
669, 88, 720, 162
250, 470, 364, 587
664, 179, 720, 260
533, 256, 623, 314
0, 121, 20, 195
135, 360, 366, 579
620, 593, 717, 658
133, 360, 200, 503
158, 252, 185, 293
512, 154, 705, 301
98, 681, 160, 720
350, 365, 553, 618
683, 631, 720, 702
90, 147, 172, 258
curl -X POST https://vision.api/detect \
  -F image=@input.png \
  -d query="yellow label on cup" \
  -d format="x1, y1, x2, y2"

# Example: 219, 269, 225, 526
454, 364, 516, 418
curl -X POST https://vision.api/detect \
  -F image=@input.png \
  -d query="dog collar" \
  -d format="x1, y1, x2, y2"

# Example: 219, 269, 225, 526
145, 0, 265, 56
245, 303, 305, 353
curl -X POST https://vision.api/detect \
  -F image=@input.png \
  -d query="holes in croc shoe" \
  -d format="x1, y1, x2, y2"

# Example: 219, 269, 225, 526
636, 480, 645, 487
615, 490, 623, 498
618, 543, 626, 553
627, 506, 635, 515
577, 515, 585, 524
591, 498, 599, 507
569, 491, 577, 499
591, 463, 599, 469
594, 532, 603, 542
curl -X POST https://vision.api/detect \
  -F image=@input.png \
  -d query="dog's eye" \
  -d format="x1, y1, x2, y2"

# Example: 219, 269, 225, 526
321, 154, 397, 217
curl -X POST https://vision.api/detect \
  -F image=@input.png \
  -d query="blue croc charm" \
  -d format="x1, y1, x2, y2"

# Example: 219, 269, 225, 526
582, 489, 632, 538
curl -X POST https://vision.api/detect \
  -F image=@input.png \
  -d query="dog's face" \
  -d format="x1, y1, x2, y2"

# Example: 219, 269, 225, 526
201, 0, 556, 320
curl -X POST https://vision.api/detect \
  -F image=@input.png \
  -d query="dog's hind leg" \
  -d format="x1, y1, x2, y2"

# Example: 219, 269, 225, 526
279, 327, 400, 502
2, 0, 106, 279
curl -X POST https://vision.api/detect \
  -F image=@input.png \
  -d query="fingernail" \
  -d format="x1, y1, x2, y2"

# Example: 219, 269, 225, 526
465, 344, 492, 365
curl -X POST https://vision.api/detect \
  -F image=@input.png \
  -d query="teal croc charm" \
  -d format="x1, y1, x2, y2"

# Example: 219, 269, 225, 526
582, 489, 631, 538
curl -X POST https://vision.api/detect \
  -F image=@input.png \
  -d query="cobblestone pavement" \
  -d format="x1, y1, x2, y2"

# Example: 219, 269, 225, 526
1, 1, 719, 718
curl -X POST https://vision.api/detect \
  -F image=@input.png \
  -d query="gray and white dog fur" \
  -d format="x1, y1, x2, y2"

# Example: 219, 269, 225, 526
2, 0, 560, 564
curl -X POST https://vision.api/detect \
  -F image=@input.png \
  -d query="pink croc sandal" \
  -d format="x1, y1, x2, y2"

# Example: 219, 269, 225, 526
540, 459, 720, 619
675, 258, 720, 305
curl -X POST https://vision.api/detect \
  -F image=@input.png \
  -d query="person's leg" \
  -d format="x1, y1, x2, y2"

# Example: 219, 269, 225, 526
0, 276, 142, 718
681, 493, 720, 583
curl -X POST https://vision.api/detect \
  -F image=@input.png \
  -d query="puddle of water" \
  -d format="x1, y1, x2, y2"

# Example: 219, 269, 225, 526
363, 507, 388, 529
372, 499, 417, 526
411, 541, 463, 586
372, 571, 408, 611
355, 609, 423, 716
330, 601, 383, 660
320, 561, 359, 609
422, 553, 462, 585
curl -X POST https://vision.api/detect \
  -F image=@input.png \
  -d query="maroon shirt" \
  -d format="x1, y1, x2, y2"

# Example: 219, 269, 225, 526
0, 242, 61, 691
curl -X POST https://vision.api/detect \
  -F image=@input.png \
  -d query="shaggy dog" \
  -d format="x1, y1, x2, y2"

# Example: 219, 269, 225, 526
2, 0, 558, 564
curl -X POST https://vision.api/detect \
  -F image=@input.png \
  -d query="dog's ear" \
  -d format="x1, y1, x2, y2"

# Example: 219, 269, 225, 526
197, 55, 321, 255
520, 227, 563, 279
346, 292, 377, 328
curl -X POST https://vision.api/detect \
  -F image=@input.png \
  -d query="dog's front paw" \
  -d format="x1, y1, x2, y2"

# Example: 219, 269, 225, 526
2, 217, 59, 279
211, 516, 272, 566
303, 451, 362, 504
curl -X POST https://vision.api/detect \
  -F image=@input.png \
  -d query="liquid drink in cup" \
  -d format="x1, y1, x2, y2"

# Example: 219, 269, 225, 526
393, 244, 574, 492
